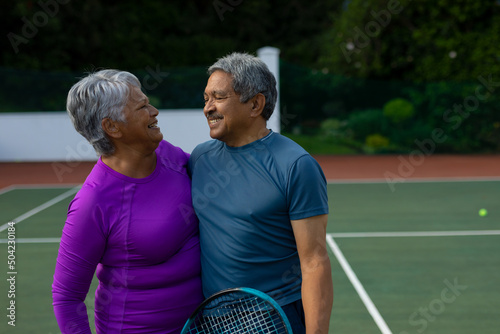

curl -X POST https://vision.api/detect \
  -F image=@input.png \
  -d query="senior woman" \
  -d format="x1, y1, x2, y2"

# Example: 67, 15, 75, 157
52, 70, 203, 333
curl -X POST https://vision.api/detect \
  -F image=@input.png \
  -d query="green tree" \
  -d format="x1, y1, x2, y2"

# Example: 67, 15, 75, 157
1, 0, 342, 71
319, 0, 500, 82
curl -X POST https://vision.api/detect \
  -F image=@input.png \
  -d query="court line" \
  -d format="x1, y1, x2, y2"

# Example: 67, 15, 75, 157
0, 185, 17, 196
0, 186, 81, 233
0, 184, 79, 195
5, 230, 498, 243
326, 234, 393, 334
330, 230, 500, 238
0, 237, 61, 243
6, 184, 81, 189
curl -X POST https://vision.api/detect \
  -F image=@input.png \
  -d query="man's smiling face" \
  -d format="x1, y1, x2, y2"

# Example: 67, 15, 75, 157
203, 70, 254, 147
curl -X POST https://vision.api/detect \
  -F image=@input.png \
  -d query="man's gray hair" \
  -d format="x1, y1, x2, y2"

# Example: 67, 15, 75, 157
208, 52, 277, 120
66, 70, 141, 156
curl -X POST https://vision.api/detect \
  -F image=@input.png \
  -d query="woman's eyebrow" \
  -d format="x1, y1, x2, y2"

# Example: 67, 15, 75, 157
133, 97, 149, 108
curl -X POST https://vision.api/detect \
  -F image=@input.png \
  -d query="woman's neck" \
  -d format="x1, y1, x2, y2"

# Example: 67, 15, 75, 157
101, 149, 157, 179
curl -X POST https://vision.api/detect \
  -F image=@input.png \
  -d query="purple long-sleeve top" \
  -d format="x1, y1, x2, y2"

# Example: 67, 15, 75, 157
52, 140, 203, 333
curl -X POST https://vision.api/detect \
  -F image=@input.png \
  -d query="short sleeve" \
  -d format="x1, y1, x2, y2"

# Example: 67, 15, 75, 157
287, 155, 329, 220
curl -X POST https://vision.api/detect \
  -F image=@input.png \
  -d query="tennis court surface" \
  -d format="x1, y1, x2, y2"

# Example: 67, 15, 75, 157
0, 154, 499, 333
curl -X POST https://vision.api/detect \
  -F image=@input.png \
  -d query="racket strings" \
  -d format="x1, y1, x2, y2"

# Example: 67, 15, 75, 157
186, 294, 288, 334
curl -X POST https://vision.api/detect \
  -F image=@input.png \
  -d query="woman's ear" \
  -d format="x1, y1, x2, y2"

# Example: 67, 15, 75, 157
249, 93, 266, 118
101, 118, 122, 139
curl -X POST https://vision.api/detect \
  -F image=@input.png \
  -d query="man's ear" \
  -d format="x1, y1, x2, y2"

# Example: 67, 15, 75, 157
101, 118, 122, 139
249, 93, 266, 118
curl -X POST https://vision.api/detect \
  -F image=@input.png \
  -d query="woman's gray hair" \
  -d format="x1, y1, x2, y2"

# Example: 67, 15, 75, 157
66, 69, 141, 156
208, 52, 277, 120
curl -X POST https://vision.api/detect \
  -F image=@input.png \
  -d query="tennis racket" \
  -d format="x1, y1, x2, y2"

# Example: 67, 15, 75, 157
180, 287, 293, 334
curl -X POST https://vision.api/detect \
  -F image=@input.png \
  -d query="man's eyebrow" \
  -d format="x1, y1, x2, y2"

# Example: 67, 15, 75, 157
211, 90, 230, 96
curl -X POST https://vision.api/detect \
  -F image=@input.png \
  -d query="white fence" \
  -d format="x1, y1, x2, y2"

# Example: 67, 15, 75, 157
0, 47, 280, 162
0, 110, 211, 162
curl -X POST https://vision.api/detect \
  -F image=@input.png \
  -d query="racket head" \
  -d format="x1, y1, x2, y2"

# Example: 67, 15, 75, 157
181, 287, 293, 334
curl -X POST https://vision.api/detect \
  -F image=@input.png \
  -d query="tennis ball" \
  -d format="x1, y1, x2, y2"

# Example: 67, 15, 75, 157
478, 208, 488, 217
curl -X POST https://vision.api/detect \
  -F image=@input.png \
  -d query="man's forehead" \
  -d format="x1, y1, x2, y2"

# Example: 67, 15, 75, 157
205, 73, 235, 94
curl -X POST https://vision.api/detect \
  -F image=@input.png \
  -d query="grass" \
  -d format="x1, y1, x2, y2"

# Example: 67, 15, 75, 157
282, 132, 361, 155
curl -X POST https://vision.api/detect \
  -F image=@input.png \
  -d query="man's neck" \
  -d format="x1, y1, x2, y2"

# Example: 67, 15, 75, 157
224, 127, 271, 147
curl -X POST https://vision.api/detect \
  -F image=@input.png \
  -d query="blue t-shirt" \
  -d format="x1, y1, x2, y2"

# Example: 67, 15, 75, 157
189, 131, 329, 305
